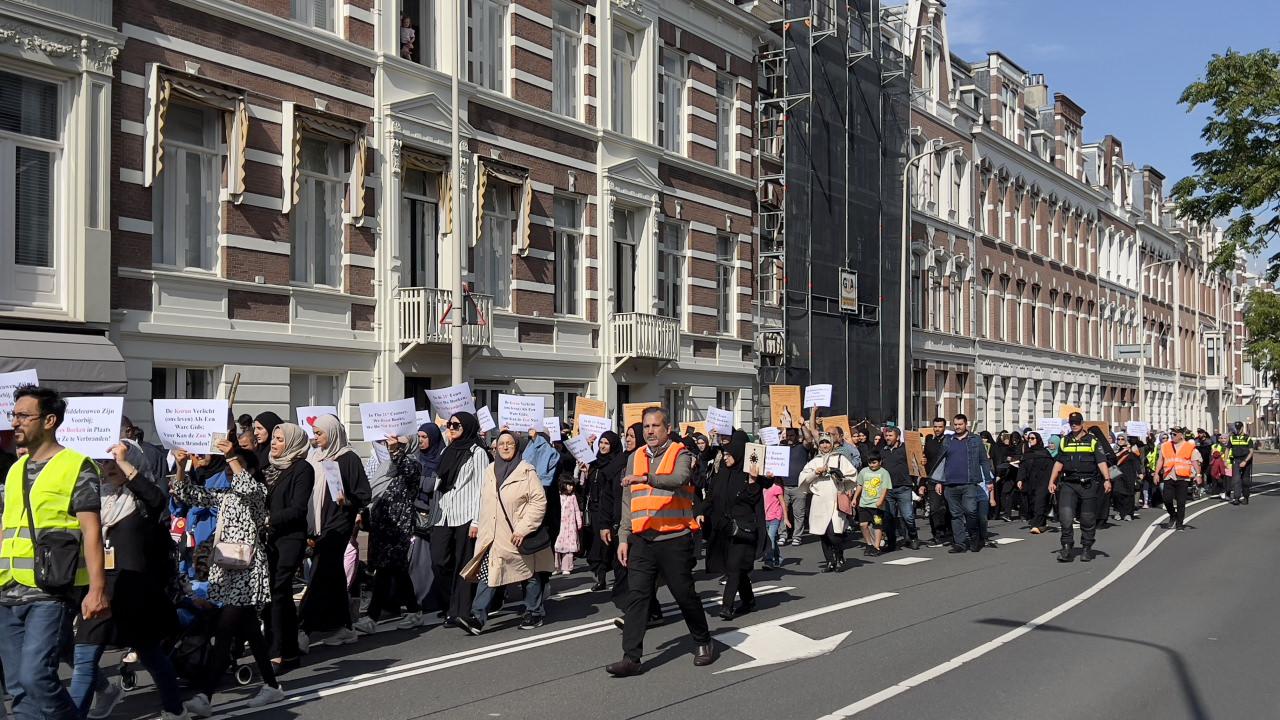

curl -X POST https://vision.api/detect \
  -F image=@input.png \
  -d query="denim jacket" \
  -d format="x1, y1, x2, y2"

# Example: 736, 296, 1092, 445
930, 433, 994, 485
523, 435, 560, 487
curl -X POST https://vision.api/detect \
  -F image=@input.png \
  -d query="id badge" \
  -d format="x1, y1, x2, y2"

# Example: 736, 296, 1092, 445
104, 546, 116, 571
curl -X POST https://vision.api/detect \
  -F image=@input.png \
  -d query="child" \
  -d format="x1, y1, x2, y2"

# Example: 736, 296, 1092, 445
853, 454, 890, 556
763, 480, 788, 569
400, 14, 416, 59
554, 480, 582, 575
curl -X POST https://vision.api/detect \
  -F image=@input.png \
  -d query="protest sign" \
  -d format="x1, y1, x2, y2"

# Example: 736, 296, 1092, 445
61, 397, 124, 459
425, 383, 475, 419
822, 415, 852, 441
297, 406, 339, 439
153, 399, 230, 454
705, 406, 734, 436
1059, 404, 1083, 420
542, 416, 563, 442
1037, 417, 1067, 437
0, 369, 38, 417
764, 445, 791, 477
623, 402, 662, 429
565, 435, 596, 464
577, 415, 612, 449
769, 386, 802, 428
573, 398, 608, 434
744, 443, 766, 476
758, 427, 781, 446
498, 394, 545, 433
904, 430, 927, 477
803, 384, 833, 409
358, 398, 418, 440
320, 460, 345, 501
682, 421, 707, 437
1125, 420, 1150, 438
476, 406, 497, 433
414, 409, 434, 429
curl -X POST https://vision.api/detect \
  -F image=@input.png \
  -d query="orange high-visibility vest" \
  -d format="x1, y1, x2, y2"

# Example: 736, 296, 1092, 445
630, 444, 699, 535
1160, 440, 1196, 478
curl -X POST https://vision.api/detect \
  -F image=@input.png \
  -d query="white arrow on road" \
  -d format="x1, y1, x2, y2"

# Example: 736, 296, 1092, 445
714, 591, 897, 673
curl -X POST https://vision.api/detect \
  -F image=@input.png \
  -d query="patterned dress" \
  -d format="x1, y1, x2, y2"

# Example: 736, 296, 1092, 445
368, 450, 421, 570
171, 469, 272, 608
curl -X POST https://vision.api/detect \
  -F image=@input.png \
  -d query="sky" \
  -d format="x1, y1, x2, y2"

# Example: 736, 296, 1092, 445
943, 0, 1280, 271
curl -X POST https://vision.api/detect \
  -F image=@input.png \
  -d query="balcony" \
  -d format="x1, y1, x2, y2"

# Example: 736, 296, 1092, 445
610, 312, 680, 368
396, 287, 492, 358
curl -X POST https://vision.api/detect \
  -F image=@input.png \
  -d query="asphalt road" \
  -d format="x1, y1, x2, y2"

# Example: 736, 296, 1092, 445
106, 461, 1280, 720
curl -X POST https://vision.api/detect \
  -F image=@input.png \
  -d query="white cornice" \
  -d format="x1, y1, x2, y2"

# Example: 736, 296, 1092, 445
169, 0, 377, 66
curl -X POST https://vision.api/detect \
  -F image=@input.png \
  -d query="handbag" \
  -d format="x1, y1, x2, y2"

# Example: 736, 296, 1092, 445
728, 518, 757, 543
211, 507, 254, 570
21, 472, 80, 596
496, 478, 553, 555
836, 491, 854, 516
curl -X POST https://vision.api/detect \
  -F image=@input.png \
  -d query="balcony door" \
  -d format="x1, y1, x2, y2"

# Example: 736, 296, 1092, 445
613, 207, 636, 313
401, 169, 438, 289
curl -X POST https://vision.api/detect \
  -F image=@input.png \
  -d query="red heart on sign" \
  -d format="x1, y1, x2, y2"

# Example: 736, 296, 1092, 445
306, 416, 318, 427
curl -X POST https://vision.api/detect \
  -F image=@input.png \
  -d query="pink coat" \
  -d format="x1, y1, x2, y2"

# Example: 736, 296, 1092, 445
555, 493, 582, 554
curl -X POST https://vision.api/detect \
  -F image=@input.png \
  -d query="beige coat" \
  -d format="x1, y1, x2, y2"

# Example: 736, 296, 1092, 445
462, 460, 554, 587
799, 452, 858, 535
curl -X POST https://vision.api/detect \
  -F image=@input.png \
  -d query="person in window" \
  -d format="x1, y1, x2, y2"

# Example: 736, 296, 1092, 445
429, 413, 490, 626
400, 14, 416, 60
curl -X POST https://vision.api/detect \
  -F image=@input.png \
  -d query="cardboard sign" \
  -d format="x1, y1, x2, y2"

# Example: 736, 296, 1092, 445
770, 386, 802, 428
498, 394, 545, 433
705, 406, 734, 436
0, 369, 38, 417
1037, 417, 1067, 437
297, 406, 339, 439
759, 427, 781, 446
764, 445, 791, 477
803, 384, 832, 409
744, 442, 767, 476
1125, 421, 1150, 439
61, 397, 124, 459
425, 383, 475, 419
153, 399, 230, 454
358, 398, 418, 441
822, 415, 852, 441
623, 402, 662, 429
682, 421, 707, 437
904, 430, 927, 478
565, 435, 596, 464
573, 398, 608, 434
476, 406, 497, 433
1083, 420, 1109, 436
320, 460, 345, 501
542, 416, 563, 442
1059, 404, 1083, 420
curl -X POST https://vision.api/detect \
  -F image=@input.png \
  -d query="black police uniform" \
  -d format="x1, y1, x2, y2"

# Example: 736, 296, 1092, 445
1054, 432, 1107, 555
1230, 432, 1252, 503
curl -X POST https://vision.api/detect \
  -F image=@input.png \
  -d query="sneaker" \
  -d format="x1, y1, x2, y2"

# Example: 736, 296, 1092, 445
353, 616, 378, 635
456, 615, 484, 636
396, 612, 427, 629
926, 539, 946, 548
327, 627, 359, 645
790, 537, 802, 546
297, 631, 310, 655
247, 683, 285, 708
519, 613, 545, 630
908, 539, 922, 550
88, 680, 124, 719
161, 711, 192, 720
183, 693, 213, 719
760, 562, 776, 571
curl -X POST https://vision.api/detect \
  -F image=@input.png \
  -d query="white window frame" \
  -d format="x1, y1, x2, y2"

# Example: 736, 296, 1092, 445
290, 371, 342, 409
402, 0, 436, 68
292, 0, 337, 33
151, 366, 217, 401
153, 102, 221, 272
471, 0, 507, 92
715, 233, 736, 335
612, 206, 637, 314
657, 47, 686, 153
292, 136, 344, 288
400, 168, 439, 289
551, 1, 582, 119
716, 74, 735, 170
477, 180, 517, 308
657, 219, 684, 323
554, 194, 582, 316
610, 25, 638, 135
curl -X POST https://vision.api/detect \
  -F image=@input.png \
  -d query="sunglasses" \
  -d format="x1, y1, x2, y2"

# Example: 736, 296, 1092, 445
445, 421, 463, 430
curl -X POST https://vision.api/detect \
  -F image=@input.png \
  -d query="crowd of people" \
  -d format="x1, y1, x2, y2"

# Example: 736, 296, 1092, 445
0, 383, 1259, 717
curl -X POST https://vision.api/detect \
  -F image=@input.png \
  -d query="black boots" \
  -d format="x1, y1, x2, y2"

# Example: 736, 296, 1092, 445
1080, 546, 1095, 562
1057, 545, 1073, 563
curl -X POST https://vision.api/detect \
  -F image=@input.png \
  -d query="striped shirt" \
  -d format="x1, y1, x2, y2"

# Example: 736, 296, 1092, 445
429, 446, 489, 528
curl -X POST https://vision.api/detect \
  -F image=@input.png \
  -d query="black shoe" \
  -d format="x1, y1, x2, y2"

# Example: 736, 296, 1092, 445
456, 615, 483, 636
613, 617, 625, 630
909, 539, 922, 550
647, 613, 664, 628
735, 601, 757, 616
867, 548, 880, 557
985, 540, 998, 549
606, 658, 644, 677
591, 579, 608, 592
717, 606, 735, 621
927, 539, 946, 548
948, 544, 968, 554
519, 613, 544, 630
1230, 499, 1240, 506
1080, 547, 1095, 562
441, 616, 457, 628
1175, 524, 1186, 532
969, 540, 982, 553
821, 564, 837, 572
1160, 521, 1173, 530
1242, 498, 1250, 505
862, 548, 872, 557
693, 643, 717, 667
1057, 546, 1073, 562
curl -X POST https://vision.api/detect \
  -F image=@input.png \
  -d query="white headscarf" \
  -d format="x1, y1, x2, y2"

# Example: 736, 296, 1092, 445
312, 414, 354, 463
101, 439, 145, 532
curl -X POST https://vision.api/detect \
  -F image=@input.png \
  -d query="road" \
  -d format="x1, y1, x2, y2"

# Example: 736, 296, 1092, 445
107, 461, 1280, 720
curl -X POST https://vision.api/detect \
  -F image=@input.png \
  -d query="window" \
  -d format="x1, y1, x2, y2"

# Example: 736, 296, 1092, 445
760, 257, 782, 307
657, 221, 683, 321
151, 367, 215, 400
552, 2, 581, 118
401, 169, 438, 288
1, 71, 59, 280
664, 386, 687, 425
473, 384, 509, 417
553, 384, 583, 423
292, 137, 343, 286
477, 181, 516, 308
471, 0, 506, 92
657, 48, 685, 153
290, 372, 340, 409
950, 158, 963, 218
554, 195, 581, 315
292, 0, 335, 31
910, 256, 925, 329
716, 234, 736, 334
716, 389, 736, 418
716, 75, 735, 170
1001, 85, 1017, 140
402, 0, 435, 67
153, 103, 219, 270
921, 43, 937, 98
612, 208, 636, 313
610, 26, 637, 135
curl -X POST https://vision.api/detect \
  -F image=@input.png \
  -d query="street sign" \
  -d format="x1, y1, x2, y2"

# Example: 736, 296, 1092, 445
1114, 344, 1151, 360
713, 591, 896, 672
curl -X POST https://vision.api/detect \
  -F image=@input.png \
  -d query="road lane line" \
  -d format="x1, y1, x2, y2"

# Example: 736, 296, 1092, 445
816, 479, 1280, 719
883, 556, 931, 565
994, 537, 1023, 545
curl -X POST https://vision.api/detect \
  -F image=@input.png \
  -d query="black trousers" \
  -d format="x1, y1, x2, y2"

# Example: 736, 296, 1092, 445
200, 605, 278, 698
300, 531, 353, 634
1028, 481, 1052, 529
1057, 481, 1097, 548
265, 534, 306, 660
1231, 462, 1252, 502
1162, 478, 1190, 527
367, 566, 420, 620
925, 482, 952, 542
429, 524, 476, 620
621, 534, 709, 663
1112, 492, 1135, 519
721, 567, 754, 611
818, 522, 844, 565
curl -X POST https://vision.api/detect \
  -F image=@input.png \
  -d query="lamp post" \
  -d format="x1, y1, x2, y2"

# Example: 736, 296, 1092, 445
1135, 254, 1179, 426
898, 138, 965, 427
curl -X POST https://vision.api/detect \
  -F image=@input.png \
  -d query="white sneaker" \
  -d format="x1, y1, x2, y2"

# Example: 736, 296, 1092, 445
353, 616, 378, 635
161, 711, 192, 720
183, 693, 213, 719
88, 680, 124, 719
328, 627, 359, 645
297, 630, 311, 655
396, 612, 426, 629
246, 683, 285, 708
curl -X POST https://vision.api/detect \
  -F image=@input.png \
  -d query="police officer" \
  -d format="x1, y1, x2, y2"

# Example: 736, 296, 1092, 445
1229, 422, 1254, 505
1048, 412, 1110, 563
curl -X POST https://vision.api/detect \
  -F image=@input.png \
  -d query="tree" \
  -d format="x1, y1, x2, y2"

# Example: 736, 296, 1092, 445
1172, 49, 1280, 279
1242, 288, 1280, 384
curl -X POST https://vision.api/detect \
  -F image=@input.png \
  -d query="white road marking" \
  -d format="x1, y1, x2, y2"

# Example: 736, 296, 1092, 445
882, 556, 931, 565
714, 592, 897, 673
994, 537, 1023, 545
815, 479, 1280, 719
549, 587, 595, 600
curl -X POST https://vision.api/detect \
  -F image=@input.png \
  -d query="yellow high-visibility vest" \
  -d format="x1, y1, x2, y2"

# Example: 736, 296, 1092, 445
0, 449, 92, 588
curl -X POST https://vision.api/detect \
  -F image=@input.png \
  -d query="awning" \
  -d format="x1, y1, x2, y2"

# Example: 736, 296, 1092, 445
0, 328, 127, 396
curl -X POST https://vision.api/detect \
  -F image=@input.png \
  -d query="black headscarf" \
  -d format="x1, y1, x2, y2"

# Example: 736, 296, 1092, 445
717, 429, 748, 476
592, 430, 627, 478
492, 430, 521, 486
253, 411, 284, 470
418, 422, 444, 478
1022, 432, 1050, 459
436, 412, 482, 494
188, 454, 228, 486
625, 422, 645, 456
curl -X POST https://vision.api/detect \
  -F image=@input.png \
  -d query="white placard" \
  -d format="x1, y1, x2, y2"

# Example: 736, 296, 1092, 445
803, 384, 833, 409
542, 416, 563, 442
1036, 417, 1068, 437
764, 445, 791, 477
358, 398, 419, 441
744, 443, 767, 476
425, 383, 475, 419
565, 435, 596, 464
320, 460, 346, 501
296, 406, 339, 439
476, 406, 497, 433
0, 369, 38, 417
705, 406, 734, 436
153, 399, 230, 454
61, 397, 124, 459
415, 410, 434, 429
577, 414, 612, 449
1124, 421, 1150, 439
759, 427, 781, 446
498, 394, 544, 433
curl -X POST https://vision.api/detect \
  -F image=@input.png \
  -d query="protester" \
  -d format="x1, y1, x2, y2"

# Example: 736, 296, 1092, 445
799, 433, 857, 572
934, 414, 994, 554
261, 422, 313, 669
554, 479, 583, 575
853, 454, 889, 556
584, 430, 624, 591
354, 435, 423, 634
781, 427, 812, 545
877, 427, 918, 551
253, 412, 285, 471
602, 423, 661, 623
762, 475, 788, 570
699, 430, 767, 620
430, 412, 490, 625
922, 417, 952, 547
1018, 432, 1056, 534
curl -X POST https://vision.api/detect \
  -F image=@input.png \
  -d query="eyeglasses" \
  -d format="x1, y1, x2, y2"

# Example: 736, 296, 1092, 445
445, 422, 463, 430
6, 412, 45, 423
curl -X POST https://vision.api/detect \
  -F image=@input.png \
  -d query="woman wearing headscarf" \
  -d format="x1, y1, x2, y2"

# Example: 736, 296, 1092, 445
698, 430, 769, 620
584, 430, 624, 591
456, 430, 553, 634
799, 433, 857, 572
70, 441, 183, 719
1017, 432, 1056, 534
429, 412, 491, 625
353, 432, 423, 634
300, 414, 372, 646
253, 411, 284, 472
261, 421, 313, 669
174, 436, 281, 716
407, 422, 444, 608
1087, 425, 1119, 530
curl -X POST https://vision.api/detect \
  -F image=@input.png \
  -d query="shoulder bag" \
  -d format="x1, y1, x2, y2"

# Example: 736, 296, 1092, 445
495, 478, 552, 555
21, 473, 80, 596
211, 505, 255, 570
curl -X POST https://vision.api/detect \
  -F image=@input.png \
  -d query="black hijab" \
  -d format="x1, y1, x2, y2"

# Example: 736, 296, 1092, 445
592, 430, 627, 479
492, 430, 521, 486
436, 412, 482, 494
1022, 432, 1050, 459
418, 422, 444, 478
715, 429, 749, 478
625, 422, 645, 456
188, 454, 228, 486
253, 411, 284, 470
